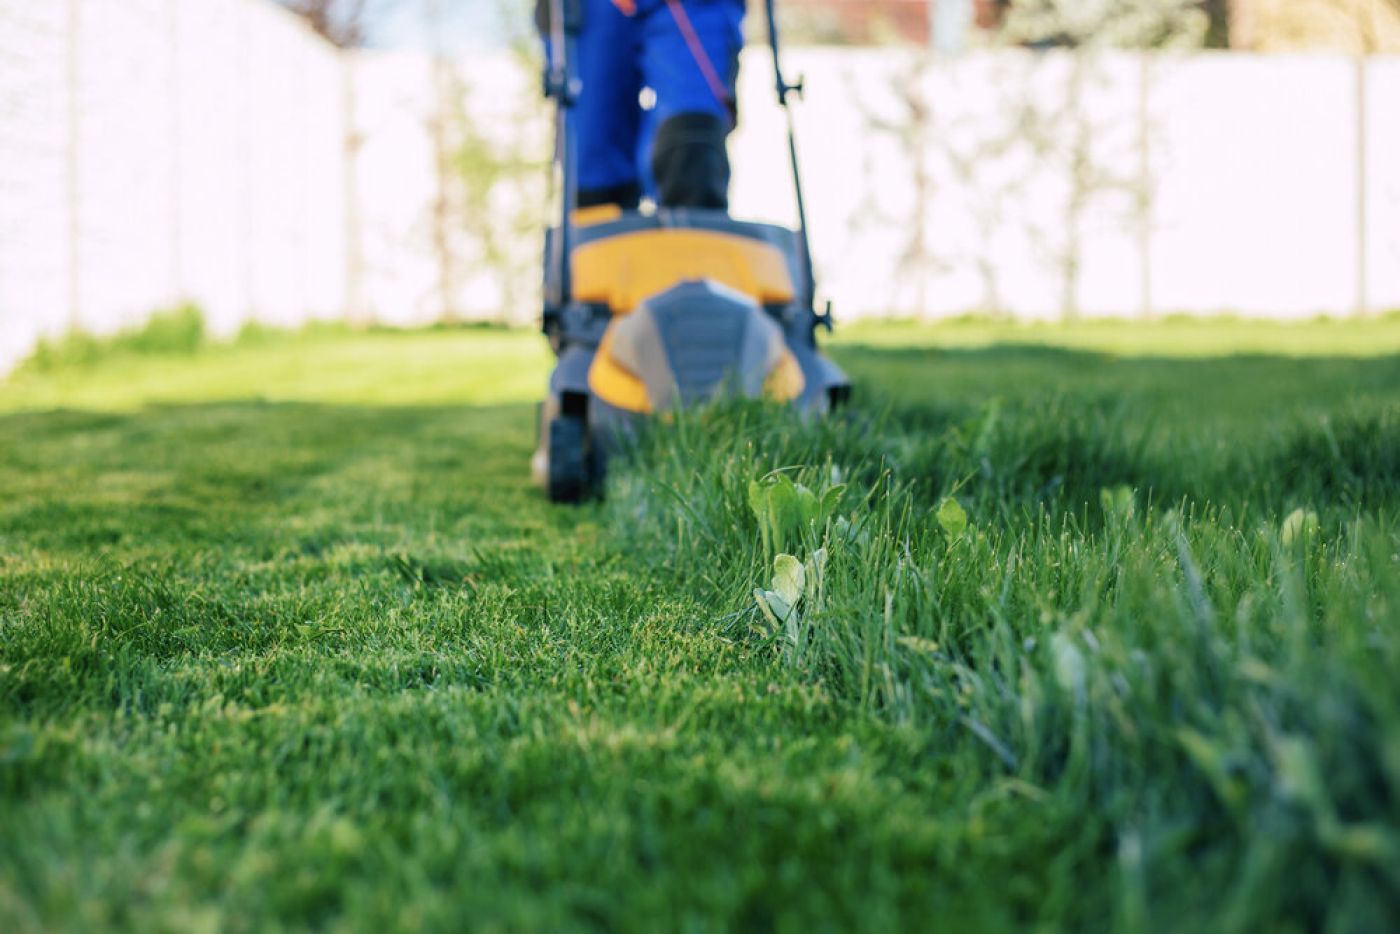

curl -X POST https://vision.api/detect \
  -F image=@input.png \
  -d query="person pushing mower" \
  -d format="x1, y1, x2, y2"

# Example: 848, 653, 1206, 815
535, 0, 745, 211
532, 0, 849, 502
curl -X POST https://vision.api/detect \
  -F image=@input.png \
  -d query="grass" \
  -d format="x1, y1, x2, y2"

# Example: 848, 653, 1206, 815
19, 304, 210, 373
833, 312, 1400, 358
6, 313, 551, 412
2, 318, 1398, 930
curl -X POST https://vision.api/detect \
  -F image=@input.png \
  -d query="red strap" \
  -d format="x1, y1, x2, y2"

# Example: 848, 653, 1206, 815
662, 0, 734, 116
611, 0, 637, 14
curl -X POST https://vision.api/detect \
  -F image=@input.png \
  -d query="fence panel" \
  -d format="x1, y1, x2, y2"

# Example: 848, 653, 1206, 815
1366, 57, 1400, 311
176, 0, 253, 336
1150, 54, 1360, 318
0, 1, 71, 372
732, 48, 1389, 321
0, 0, 346, 368
75, 0, 180, 336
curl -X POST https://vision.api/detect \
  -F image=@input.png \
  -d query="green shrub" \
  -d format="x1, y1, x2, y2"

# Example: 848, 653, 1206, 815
23, 303, 207, 372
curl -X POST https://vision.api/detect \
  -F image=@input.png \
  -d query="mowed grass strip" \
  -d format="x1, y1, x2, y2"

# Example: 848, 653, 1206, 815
2, 319, 1399, 930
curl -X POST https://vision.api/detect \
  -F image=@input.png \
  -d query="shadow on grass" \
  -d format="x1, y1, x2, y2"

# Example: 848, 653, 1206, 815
828, 344, 1400, 507
0, 398, 602, 718
0, 400, 551, 555
6, 345, 1400, 543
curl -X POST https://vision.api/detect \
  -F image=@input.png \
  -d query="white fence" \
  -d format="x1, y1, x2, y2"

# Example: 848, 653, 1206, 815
0, 0, 348, 375
735, 48, 1400, 322
2, 0, 1399, 376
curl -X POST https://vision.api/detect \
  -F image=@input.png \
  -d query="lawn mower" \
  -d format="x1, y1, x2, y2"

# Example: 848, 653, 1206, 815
534, 0, 850, 503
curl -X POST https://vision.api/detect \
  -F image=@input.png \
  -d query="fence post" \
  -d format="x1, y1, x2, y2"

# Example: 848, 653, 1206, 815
1355, 55, 1368, 318
1139, 51, 1153, 321
242, 8, 255, 325
342, 55, 365, 326
66, 0, 81, 331
168, 0, 182, 304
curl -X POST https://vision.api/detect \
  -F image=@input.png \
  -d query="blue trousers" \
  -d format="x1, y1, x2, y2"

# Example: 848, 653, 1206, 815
568, 0, 745, 204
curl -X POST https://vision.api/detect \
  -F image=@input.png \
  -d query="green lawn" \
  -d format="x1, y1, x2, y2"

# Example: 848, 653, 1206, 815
2, 320, 1398, 930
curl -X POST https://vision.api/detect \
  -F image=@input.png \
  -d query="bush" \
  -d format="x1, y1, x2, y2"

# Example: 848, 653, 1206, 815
22, 304, 207, 372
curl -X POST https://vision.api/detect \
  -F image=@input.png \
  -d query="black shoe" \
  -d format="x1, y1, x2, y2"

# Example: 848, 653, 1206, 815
652, 111, 730, 210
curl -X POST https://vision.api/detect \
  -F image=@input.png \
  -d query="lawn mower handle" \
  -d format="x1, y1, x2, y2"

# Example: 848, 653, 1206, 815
544, 0, 582, 311
764, 0, 817, 313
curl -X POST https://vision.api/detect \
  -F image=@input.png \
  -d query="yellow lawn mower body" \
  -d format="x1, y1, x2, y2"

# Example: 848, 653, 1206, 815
535, 208, 850, 501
